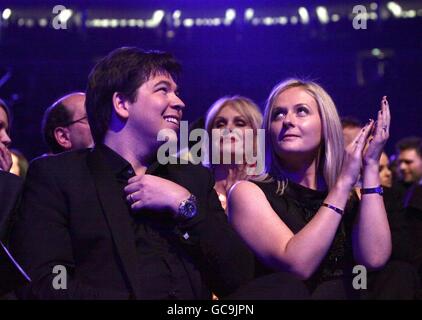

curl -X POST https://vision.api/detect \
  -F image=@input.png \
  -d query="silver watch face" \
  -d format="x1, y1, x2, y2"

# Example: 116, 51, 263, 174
183, 201, 196, 218
179, 196, 197, 219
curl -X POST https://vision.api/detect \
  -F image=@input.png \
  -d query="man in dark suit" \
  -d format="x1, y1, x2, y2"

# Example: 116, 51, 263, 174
10, 47, 254, 299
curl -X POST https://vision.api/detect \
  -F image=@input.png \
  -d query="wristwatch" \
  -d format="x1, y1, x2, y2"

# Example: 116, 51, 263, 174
361, 185, 384, 196
176, 194, 198, 221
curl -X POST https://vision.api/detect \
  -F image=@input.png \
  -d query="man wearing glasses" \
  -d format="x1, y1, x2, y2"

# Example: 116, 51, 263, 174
42, 92, 94, 154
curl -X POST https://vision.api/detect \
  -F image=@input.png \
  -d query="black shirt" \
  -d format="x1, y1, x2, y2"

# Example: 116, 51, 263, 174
99, 144, 203, 299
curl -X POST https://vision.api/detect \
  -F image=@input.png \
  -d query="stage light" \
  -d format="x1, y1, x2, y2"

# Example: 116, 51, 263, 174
224, 8, 236, 25
225, 9, 236, 21
278, 16, 288, 25
2, 8, 12, 20
370, 3, 378, 10
331, 14, 340, 22
146, 9, 164, 27
195, 18, 204, 26
25, 19, 34, 28
371, 48, 383, 57
290, 16, 298, 25
407, 10, 416, 18
38, 18, 48, 27
387, 2, 402, 17
173, 10, 181, 20
183, 18, 194, 27
298, 7, 310, 24
212, 18, 222, 26
110, 19, 118, 28
263, 17, 274, 26
316, 6, 329, 24
17, 18, 24, 26
244, 8, 254, 21
136, 19, 144, 28
119, 19, 127, 27
128, 19, 136, 27
91, 19, 101, 27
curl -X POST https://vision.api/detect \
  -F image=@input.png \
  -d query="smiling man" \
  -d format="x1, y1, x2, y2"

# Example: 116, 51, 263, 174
11, 47, 253, 300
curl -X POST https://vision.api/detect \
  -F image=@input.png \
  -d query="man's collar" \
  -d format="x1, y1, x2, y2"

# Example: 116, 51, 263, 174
95, 143, 165, 177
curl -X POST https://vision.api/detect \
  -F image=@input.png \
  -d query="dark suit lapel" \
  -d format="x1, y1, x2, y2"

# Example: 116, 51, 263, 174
86, 147, 141, 299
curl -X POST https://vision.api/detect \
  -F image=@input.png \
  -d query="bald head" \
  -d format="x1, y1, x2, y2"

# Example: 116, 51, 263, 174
61, 92, 85, 114
42, 92, 94, 154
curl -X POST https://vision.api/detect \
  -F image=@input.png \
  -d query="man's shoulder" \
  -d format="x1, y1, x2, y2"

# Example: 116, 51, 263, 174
0, 170, 23, 190
30, 148, 92, 168
27, 149, 93, 180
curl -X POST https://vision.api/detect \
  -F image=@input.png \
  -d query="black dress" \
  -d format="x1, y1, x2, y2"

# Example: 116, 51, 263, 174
252, 179, 359, 296
245, 179, 419, 299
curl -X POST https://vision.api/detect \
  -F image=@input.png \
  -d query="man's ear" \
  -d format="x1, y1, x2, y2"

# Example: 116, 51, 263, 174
112, 92, 130, 119
54, 127, 72, 150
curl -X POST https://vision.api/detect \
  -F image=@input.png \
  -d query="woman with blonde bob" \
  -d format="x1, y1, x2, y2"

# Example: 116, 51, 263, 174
228, 79, 398, 298
204, 95, 263, 212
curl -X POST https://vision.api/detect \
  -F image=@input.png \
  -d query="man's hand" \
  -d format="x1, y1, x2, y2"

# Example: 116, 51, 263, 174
124, 173, 191, 218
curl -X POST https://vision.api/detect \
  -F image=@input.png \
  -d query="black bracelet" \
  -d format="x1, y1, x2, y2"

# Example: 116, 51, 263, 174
322, 203, 344, 216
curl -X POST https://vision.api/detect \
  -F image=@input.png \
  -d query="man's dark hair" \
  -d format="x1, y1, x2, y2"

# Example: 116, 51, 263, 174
85, 47, 182, 144
396, 136, 422, 157
341, 116, 362, 129
0, 98, 12, 134
42, 101, 72, 154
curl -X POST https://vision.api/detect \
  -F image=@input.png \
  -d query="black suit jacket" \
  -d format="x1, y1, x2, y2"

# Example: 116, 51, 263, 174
10, 147, 254, 299
0, 171, 31, 294
0, 171, 23, 242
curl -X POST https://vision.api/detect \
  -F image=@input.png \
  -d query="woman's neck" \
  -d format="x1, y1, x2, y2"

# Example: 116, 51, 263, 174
279, 155, 322, 190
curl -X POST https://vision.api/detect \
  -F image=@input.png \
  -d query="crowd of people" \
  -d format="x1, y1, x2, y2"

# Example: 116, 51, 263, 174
0, 46, 422, 300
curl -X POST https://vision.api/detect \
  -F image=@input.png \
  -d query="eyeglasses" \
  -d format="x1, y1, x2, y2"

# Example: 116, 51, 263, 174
64, 115, 88, 127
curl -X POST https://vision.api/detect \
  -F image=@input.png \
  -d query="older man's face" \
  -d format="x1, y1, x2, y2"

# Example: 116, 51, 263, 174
62, 94, 94, 150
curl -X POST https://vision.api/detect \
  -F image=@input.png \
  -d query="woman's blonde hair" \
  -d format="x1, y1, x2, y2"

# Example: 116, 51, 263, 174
258, 78, 344, 192
203, 95, 263, 170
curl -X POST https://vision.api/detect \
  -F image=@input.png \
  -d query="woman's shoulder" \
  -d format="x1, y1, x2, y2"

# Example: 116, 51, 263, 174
249, 178, 279, 195
230, 180, 265, 196
228, 180, 277, 208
